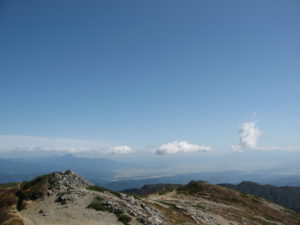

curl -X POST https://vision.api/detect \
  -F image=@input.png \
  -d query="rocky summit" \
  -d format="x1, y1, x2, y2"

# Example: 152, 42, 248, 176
50, 170, 93, 189
1, 171, 300, 225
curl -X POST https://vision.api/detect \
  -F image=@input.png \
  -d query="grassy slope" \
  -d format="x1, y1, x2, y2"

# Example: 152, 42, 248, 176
220, 181, 300, 213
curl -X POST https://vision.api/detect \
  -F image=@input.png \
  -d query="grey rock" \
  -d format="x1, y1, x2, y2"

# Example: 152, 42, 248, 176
175, 204, 186, 211
129, 210, 138, 217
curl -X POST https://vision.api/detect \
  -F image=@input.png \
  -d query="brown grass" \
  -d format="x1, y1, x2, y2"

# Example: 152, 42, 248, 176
149, 202, 196, 225
0, 186, 24, 225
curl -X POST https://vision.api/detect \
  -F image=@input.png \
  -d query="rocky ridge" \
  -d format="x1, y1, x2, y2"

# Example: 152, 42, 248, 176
18, 170, 166, 225
1, 171, 300, 225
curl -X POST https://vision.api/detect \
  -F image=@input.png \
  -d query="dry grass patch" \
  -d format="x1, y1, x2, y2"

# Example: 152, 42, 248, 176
0, 186, 24, 225
149, 202, 196, 225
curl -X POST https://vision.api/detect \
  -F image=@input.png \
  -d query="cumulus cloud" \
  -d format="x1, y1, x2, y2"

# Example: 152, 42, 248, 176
240, 122, 261, 148
232, 121, 261, 151
155, 141, 212, 155
104, 145, 135, 155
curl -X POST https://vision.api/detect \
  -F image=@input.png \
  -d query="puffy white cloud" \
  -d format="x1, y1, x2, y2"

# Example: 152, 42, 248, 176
239, 122, 261, 148
232, 121, 261, 151
155, 141, 212, 155
231, 122, 300, 152
104, 145, 135, 155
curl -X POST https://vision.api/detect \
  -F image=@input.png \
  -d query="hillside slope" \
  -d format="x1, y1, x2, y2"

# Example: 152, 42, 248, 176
122, 184, 182, 196
1, 171, 300, 225
219, 181, 300, 213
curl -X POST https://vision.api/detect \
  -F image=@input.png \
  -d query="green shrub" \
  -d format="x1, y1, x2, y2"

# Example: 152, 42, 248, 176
114, 208, 124, 215
117, 213, 132, 225
241, 192, 249, 198
177, 183, 204, 195
87, 186, 107, 193
55, 193, 70, 205
252, 198, 261, 204
87, 185, 122, 198
21, 173, 55, 200
220, 197, 245, 205
95, 196, 104, 201
158, 201, 177, 209
87, 201, 107, 211
112, 191, 122, 198
0, 183, 19, 188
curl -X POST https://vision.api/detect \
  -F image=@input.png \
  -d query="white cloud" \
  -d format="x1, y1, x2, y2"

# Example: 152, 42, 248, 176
0, 135, 137, 156
239, 122, 261, 148
231, 121, 300, 152
104, 145, 135, 155
12, 146, 90, 153
253, 146, 300, 151
155, 141, 212, 155
232, 121, 261, 151
0, 135, 111, 154
231, 145, 242, 152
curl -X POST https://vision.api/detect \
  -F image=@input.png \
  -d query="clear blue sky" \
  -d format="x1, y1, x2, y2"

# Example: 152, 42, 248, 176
0, 0, 300, 150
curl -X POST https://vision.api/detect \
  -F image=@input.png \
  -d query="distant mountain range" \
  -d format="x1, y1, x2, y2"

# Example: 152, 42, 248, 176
98, 171, 300, 191
0, 154, 132, 184
1, 154, 300, 191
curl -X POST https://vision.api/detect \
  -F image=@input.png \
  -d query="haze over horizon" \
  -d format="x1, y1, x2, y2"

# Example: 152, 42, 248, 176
1, 0, 300, 173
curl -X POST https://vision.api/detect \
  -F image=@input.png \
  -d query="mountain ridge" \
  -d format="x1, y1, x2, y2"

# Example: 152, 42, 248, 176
1, 171, 300, 225
219, 181, 300, 213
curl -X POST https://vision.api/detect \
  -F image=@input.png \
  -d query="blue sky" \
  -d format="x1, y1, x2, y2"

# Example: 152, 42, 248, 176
0, 0, 300, 155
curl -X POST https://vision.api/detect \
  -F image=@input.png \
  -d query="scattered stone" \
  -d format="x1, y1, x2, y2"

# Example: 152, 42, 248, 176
175, 204, 186, 211
123, 195, 135, 205
38, 209, 48, 217
129, 210, 138, 217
